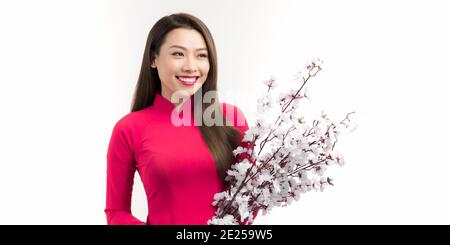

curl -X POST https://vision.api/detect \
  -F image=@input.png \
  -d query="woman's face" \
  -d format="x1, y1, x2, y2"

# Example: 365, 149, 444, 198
152, 28, 210, 102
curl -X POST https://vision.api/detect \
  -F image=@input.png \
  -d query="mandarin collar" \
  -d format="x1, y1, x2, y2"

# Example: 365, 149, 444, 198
152, 93, 195, 115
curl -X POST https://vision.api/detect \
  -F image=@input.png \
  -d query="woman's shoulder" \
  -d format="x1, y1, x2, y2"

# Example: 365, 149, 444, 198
112, 107, 151, 133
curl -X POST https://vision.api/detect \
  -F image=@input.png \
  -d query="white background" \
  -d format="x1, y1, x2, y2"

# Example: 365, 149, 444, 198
0, 0, 449, 224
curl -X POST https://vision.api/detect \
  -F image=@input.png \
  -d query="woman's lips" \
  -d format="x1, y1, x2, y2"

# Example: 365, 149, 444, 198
176, 76, 199, 86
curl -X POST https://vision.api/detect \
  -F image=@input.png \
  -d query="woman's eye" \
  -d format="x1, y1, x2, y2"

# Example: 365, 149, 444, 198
172, 52, 208, 58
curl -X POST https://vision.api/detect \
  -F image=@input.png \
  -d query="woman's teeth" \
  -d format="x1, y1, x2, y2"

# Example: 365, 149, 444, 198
177, 76, 198, 84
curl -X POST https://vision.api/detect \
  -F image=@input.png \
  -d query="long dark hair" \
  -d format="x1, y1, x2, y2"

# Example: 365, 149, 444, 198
131, 13, 240, 184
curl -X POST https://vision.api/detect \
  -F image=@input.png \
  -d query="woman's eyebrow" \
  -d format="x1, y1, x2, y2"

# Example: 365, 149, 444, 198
169, 45, 207, 51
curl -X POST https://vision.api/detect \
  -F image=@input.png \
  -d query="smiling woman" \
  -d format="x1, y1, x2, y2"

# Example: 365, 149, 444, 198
151, 28, 210, 100
104, 13, 257, 225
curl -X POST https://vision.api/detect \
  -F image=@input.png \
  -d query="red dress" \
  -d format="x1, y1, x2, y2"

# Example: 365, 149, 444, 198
105, 93, 252, 225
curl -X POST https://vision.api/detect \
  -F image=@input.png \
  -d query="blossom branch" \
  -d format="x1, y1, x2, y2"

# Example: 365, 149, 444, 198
208, 58, 356, 225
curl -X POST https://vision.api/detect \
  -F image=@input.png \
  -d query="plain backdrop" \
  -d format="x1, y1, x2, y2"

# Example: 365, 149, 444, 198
0, 0, 449, 224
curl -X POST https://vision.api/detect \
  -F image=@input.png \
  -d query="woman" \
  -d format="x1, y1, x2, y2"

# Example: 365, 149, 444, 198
105, 13, 255, 225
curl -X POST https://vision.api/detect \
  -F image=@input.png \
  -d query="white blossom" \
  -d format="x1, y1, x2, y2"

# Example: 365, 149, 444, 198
263, 76, 278, 91
233, 146, 248, 156
242, 128, 258, 142
236, 195, 250, 222
313, 165, 327, 176
257, 169, 272, 184
209, 58, 355, 225
234, 159, 253, 176
257, 94, 273, 114
208, 214, 239, 225
319, 177, 330, 192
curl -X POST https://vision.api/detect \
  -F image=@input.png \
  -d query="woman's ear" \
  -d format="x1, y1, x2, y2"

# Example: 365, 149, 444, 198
150, 56, 157, 68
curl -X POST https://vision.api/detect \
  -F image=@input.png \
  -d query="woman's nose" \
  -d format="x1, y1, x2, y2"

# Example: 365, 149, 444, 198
183, 58, 197, 72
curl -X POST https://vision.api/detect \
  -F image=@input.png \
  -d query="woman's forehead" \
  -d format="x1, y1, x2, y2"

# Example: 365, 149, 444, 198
163, 28, 207, 50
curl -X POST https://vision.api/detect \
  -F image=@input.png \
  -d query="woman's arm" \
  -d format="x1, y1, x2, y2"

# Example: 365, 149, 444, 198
104, 120, 145, 225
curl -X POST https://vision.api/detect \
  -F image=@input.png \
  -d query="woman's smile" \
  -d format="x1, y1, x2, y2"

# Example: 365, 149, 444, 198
176, 76, 200, 86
